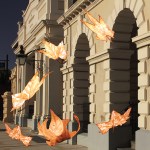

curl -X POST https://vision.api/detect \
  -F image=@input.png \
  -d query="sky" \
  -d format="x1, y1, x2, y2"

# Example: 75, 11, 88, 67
0, 1, 29, 69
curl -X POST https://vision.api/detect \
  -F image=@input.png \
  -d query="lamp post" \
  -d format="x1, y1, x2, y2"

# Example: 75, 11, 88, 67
16, 45, 45, 66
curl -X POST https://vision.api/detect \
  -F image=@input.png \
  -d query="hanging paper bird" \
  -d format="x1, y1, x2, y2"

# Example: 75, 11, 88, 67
11, 71, 51, 111
96, 108, 131, 134
4, 123, 32, 146
81, 10, 114, 41
38, 40, 67, 64
38, 109, 80, 146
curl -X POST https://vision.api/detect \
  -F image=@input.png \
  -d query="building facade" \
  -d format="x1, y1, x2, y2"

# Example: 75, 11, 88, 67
11, 0, 150, 149
12, 0, 64, 130
57, 0, 150, 150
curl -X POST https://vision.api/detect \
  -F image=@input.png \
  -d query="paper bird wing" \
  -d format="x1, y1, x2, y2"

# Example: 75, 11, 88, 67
49, 109, 64, 136
20, 134, 32, 146
37, 120, 46, 136
11, 72, 50, 111
68, 115, 80, 138
57, 41, 67, 60
35, 72, 51, 93
98, 15, 114, 38
38, 110, 80, 146
9, 126, 21, 140
123, 107, 131, 120
5, 123, 12, 134
11, 72, 39, 111
38, 40, 59, 60
57, 114, 80, 142
81, 20, 97, 33
96, 120, 113, 134
38, 118, 57, 146
96, 34, 108, 41
111, 108, 131, 127
85, 10, 99, 25
22, 71, 39, 98
11, 93, 27, 111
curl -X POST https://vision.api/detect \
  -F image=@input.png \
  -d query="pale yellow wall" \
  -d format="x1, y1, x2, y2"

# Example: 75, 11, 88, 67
94, 62, 105, 123
143, 0, 150, 27
88, 0, 115, 53
66, 73, 71, 119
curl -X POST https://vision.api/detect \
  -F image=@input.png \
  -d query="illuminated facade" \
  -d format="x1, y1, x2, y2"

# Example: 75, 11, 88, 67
58, 0, 150, 150
11, 0, 150, 149
12, 0, 64, 129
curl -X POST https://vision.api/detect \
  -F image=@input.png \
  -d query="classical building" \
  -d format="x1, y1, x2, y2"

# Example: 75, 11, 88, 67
12, 0, 64, 130
57, 0, 150, 150
11, 0, 150, 149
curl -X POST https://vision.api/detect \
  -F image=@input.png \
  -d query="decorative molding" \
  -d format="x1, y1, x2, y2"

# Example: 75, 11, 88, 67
132, 32, 150, 48
104, 0, 145, 50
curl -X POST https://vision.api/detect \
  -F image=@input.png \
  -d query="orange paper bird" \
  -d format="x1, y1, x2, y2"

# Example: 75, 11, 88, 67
11, 71, 51, 111
38, 109, 80, 146
81, 10, 114, 41
9, 126, 21, 140
38, 40, 67, 63
4, 123, 32, 146
20, 134, 32, 147
96, 108, 131, 134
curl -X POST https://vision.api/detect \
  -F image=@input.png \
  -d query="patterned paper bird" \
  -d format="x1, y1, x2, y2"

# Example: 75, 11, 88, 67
11, 71, 51, 111
38, 40, 67, 64
5, 123, 32, 146
38, 109, 80, 146
96, 108, 131, 134
81, 10, 114, 41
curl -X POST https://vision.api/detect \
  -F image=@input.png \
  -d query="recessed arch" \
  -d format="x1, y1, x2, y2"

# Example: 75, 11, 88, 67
73, 33, 90, 133
104, 0, 145, 50
109, 8, 139, 141
72, 15, 95, 60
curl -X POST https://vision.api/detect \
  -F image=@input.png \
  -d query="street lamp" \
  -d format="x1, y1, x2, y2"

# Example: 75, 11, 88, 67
16, 45, 27, 65
16, 45, 45, 66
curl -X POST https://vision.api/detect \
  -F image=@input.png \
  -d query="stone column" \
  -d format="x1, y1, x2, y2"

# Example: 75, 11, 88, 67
89, 64, 96, 123
2, 92, 13, 123
32, 53, 43, 130
87, 49, 134, 150
19, 65, 28, 127
41, 55, 50, 121
102, 50, 134, 150
14, 62, 21, 125
132, 31, 150, 150
68, 68, 78, 145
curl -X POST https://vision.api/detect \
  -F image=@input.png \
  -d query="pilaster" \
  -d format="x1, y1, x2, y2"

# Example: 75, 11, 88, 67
132, 33, 150, 129
89, 64, 96, 123
41, 55, 50, 121
19, 65, 28, 127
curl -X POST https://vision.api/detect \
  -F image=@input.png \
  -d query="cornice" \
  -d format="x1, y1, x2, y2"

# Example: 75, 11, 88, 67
86, 50, 109, 65
60, 65, 73, 74
31, 20, 46, 36
11, 38, 18, 49
87, 49, 134, 65
132, 32, 150, 48
57, 0, 103, 26
23, 35, 35, 50
14, 47, 20, 55
57, 0, 93, 25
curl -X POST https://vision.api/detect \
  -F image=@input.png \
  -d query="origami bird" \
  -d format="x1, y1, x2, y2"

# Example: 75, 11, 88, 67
96, 108, 131, 134
81, 10, 114, 41
38, 109, 80, 146
11, 71, 51, 111
38, 40, 67, 64
4, 123, 32, 146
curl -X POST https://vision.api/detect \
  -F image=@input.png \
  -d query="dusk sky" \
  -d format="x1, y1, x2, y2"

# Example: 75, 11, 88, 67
0, 1, 29, 69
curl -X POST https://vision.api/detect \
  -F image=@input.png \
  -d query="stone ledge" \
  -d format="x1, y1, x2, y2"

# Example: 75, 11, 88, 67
136, 129, 150, 150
